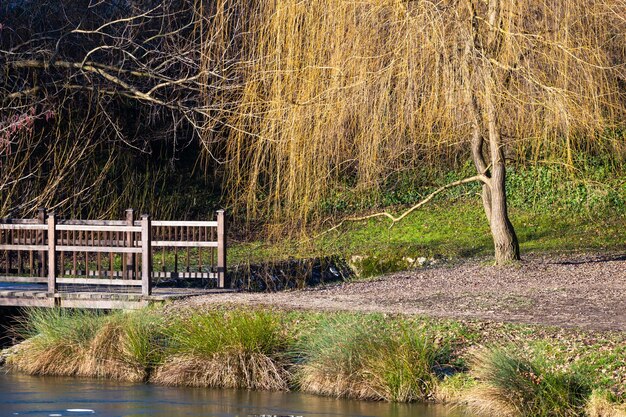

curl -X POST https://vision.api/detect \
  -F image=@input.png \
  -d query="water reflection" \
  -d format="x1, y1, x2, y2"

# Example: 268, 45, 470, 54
0, 373, 467, 417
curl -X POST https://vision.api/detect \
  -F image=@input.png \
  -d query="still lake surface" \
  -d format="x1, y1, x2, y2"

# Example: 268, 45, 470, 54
0, 373, 469, 417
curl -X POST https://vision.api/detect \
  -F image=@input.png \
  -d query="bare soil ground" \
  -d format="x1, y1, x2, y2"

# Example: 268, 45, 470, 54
179, 253, 626, 331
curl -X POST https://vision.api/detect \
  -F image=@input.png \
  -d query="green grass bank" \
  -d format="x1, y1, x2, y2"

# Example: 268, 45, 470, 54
228, 162, 626, 276
230, 201, 626, 278
2, 307, 625, 417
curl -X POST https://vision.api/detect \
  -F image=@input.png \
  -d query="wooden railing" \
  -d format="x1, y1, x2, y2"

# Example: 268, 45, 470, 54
0, 209, 227, 296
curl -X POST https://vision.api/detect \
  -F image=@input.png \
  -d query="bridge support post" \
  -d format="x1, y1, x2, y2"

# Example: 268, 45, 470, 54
47, 213, 56, 296
217, 210, 228, 288
141, 214, 152, 296
125, 209, 135, 279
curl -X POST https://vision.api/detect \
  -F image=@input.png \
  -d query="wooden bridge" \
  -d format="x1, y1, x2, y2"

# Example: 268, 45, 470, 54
0, 209, 231, 309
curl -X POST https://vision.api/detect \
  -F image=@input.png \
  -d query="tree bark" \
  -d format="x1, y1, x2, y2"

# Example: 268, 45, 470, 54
464, 35, 493, 226
468, 86, 493, 225
465, 0, 520, 264
484, 76, 520, 263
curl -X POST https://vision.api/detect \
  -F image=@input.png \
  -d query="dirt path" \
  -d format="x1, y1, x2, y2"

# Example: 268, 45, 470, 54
179, 253, 626, 331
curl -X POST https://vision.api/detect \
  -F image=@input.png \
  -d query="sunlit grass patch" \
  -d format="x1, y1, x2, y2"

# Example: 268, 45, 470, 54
229, 198, 626, 279
435, 373, 476, 403
586, 390, 626, 417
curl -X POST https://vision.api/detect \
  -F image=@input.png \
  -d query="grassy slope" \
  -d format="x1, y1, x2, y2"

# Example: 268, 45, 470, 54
229, 161, 626, 270
229, 200, 626, 270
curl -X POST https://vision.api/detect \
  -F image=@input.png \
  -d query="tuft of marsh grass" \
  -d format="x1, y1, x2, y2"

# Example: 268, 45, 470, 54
152, 309, 289, 390
466, 348, 590, 417
5, 306, 624, 411
294, 313, 449, 402
87, 309, 165, 381
7, 308, 106, 376
7, 308, 163, 381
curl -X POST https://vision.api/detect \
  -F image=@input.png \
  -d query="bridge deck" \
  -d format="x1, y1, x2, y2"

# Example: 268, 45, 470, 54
0, 284, 232, 309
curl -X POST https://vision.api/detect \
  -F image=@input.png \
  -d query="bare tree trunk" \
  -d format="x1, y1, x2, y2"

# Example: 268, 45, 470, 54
464, 0, 520, 264
463, 32, 493, 226
467, 83, 493, 225
468, 81, 520, 263
489, 166, 520, 264
484, 76, 520, 263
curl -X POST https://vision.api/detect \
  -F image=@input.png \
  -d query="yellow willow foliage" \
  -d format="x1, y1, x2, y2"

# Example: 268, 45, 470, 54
201, 0, 626, 227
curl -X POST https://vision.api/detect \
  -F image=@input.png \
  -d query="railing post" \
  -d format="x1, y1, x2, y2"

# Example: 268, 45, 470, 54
217, 210, 228, 288
125, 208, 134, 279
141, 214, 152, 296
47, 213, 56, 296
37, 207, 47, 276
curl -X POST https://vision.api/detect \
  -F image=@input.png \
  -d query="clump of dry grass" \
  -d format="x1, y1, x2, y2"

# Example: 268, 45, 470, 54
151, 309, 289, 390
84, 319, 145, 381
85, 310, 164, 382
6, 308, 163, 382
153, 352, 287, 390
464, 384, 527, 417
297, 363, 378, 401
295, 313, 447, 402
295, 314, 384, 400
465, 348, 590, 417
6, 309, 105, 376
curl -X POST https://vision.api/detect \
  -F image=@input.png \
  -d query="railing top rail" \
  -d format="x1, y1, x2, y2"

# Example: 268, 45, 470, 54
2, 219, 219, 227
56, 224, 142, 232
0, 223, 48, 230
148, 220, 218, 227
59, 219, 129, 226
0, 218, 40, 224
152, 241, 218, 247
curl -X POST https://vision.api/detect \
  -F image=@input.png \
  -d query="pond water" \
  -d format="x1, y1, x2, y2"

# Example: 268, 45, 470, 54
0, 373, 470, 417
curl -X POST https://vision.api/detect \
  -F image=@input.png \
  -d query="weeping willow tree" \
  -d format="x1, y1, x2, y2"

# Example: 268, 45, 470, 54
202, 0, 625, 263
2, 0, 625, 263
